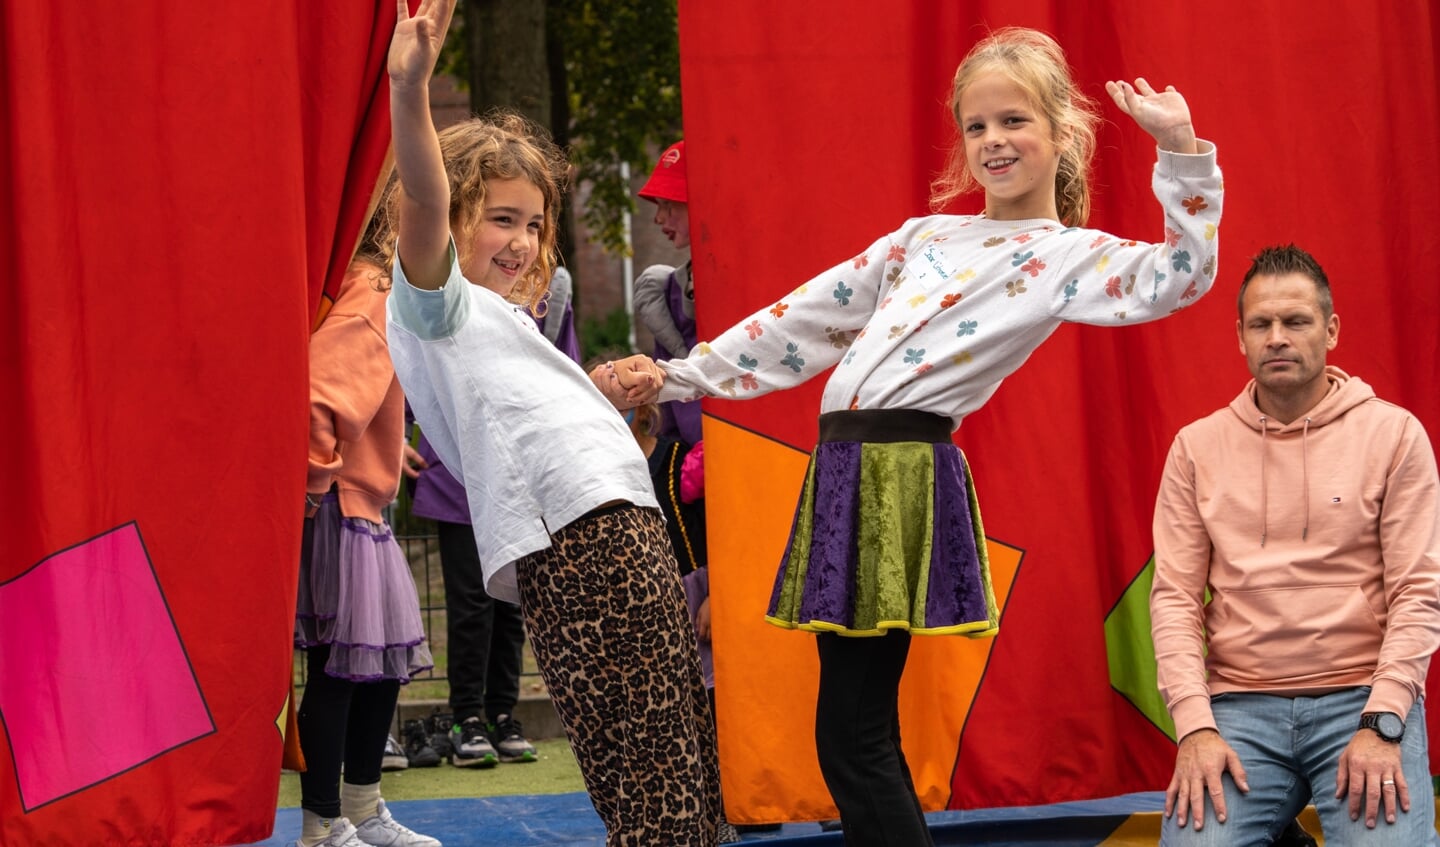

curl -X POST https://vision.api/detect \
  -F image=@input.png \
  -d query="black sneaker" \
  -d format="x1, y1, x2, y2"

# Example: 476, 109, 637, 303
450, 716, 498, 768
425, 710, 453, 762
486, 714, 537, 763
735, 823, 783, 833
1273, 819, 1318, 847
380, 733, 408, 772
401, 718, 441, 768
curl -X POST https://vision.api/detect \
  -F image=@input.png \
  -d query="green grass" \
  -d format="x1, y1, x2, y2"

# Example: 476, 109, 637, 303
277, 738, 587, 807
283, 517, 582, 809
293, 527, 548, 703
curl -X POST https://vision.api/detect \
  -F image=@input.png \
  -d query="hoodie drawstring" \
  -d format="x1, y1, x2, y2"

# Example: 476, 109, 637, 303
1259, 415, 1314, 546
1302, 417, 1311, 541
1259, 419, 1268, 546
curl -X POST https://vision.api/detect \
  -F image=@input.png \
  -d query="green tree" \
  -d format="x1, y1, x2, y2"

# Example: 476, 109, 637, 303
441, 0, 682, 257
553, 0, 681, 255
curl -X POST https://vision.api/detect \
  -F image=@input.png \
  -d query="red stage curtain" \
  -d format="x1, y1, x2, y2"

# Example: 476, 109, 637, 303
682, 0, 1440, 820
0, 4, 395, 845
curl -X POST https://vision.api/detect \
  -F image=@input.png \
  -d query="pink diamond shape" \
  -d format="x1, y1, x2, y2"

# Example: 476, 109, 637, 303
0, 522, 214, 810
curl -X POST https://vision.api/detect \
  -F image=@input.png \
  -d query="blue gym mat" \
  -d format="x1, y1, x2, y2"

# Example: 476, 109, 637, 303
238, 790, 1171, 846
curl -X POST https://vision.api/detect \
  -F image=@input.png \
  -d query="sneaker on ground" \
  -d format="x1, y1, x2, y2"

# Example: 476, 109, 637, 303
449, 716, 498, 768
486, 714, 537, 763
400, 719, 441, 768
353, 799, 442, 847
380, 734, 408, 772
285, 816, 366, 847
425, 710, 454, 762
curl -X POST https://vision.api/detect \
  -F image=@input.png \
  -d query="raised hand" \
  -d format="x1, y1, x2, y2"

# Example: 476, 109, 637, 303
389, 0, 451, 90
1105, 77, 1198, 154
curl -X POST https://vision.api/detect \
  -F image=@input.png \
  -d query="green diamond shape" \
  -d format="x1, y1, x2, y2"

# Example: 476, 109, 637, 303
1104, 555, 1176, 740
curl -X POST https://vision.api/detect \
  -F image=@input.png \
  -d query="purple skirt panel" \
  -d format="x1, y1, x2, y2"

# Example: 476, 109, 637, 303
766, 412, 996, 637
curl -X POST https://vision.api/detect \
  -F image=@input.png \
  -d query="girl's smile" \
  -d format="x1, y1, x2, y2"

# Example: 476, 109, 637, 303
959, 70, 1064, 221
462, 177, 545, 296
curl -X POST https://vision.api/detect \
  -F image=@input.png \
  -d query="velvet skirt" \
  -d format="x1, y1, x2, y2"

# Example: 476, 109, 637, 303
765, 409, 998, 637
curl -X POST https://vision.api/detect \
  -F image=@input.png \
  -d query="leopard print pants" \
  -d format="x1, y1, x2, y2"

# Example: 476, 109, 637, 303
516, 505, 721, 846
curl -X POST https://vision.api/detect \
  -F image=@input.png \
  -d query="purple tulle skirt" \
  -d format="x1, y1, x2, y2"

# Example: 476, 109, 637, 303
295, 491, 434, 682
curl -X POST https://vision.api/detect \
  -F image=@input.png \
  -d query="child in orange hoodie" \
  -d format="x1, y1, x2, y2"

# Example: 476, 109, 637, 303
293, 220, 439, 847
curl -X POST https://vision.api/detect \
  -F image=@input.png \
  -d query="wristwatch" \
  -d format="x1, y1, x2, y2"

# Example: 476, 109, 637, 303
1358, 711, 1405, 743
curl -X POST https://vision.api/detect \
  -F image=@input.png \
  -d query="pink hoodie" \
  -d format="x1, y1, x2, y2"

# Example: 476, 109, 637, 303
1152, 367, 1440, 740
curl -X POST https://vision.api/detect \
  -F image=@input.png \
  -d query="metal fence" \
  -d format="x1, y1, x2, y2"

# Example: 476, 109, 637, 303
293, 506, 541, 696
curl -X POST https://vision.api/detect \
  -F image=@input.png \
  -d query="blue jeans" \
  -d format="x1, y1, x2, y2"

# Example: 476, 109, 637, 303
1162, 688, 1435, 845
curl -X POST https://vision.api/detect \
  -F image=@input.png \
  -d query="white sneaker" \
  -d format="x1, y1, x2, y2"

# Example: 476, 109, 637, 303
380, 733, 409, 772
286, 816, 367, 847
353, 799, 441, 847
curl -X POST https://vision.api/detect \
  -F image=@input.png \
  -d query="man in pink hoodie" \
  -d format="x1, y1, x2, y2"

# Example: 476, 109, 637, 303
1151, 244, 1440, 846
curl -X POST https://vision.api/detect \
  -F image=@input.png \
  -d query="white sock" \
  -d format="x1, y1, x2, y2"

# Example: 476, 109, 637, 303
300, 809, 344, 846
341, 781, 382, 824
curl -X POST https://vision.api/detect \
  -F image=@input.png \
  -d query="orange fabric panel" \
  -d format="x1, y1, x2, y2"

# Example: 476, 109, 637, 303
705, 418, 1024, 823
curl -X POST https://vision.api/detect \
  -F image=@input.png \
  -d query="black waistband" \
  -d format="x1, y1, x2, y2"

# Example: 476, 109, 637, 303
817, 409, 953, 444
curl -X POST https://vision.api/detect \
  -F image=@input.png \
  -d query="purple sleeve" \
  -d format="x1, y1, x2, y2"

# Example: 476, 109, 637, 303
554, 301, 582, 364
409, 431, 472, 524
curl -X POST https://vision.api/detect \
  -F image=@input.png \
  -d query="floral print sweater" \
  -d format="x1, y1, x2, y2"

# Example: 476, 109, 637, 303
658, 144, 1222, 429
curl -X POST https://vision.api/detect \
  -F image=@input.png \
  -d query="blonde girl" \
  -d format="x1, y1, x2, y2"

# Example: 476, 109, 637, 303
611, 26, 1223, 846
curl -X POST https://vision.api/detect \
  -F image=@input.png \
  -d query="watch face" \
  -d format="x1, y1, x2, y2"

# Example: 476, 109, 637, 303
1378, 713, 1405, 739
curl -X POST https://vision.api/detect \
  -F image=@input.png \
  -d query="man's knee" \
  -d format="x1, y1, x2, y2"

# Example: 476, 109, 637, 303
1162, 816, 1251, 847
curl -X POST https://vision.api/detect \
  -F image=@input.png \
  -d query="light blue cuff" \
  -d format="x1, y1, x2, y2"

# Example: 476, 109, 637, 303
390, 239, 469, 341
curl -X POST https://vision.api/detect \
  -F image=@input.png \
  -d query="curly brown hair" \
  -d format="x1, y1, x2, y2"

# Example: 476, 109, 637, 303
370, 110, 569, 315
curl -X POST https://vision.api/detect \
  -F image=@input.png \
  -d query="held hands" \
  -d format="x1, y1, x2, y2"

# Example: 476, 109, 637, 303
1105, 78, 1198, 154
588, 355, 665, 410
1336, 730, 1410, 828
1166, 729, 1248, 831
389, 0, 452, 90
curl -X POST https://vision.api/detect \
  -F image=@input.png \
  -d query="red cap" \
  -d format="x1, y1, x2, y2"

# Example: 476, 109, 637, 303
638, 140, 686, 204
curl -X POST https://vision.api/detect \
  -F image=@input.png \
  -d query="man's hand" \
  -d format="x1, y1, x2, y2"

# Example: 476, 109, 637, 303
1166, 728, 1249, 830
1337, 729, 1409, 828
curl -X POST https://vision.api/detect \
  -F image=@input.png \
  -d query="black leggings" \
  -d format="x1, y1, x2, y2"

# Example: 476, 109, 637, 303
437, 519, 524, 723
296, 644, 401, 818
814, 630, 935, 847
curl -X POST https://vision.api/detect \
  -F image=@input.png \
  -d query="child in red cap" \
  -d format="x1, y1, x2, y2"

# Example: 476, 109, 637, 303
633, 140, 701, 447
